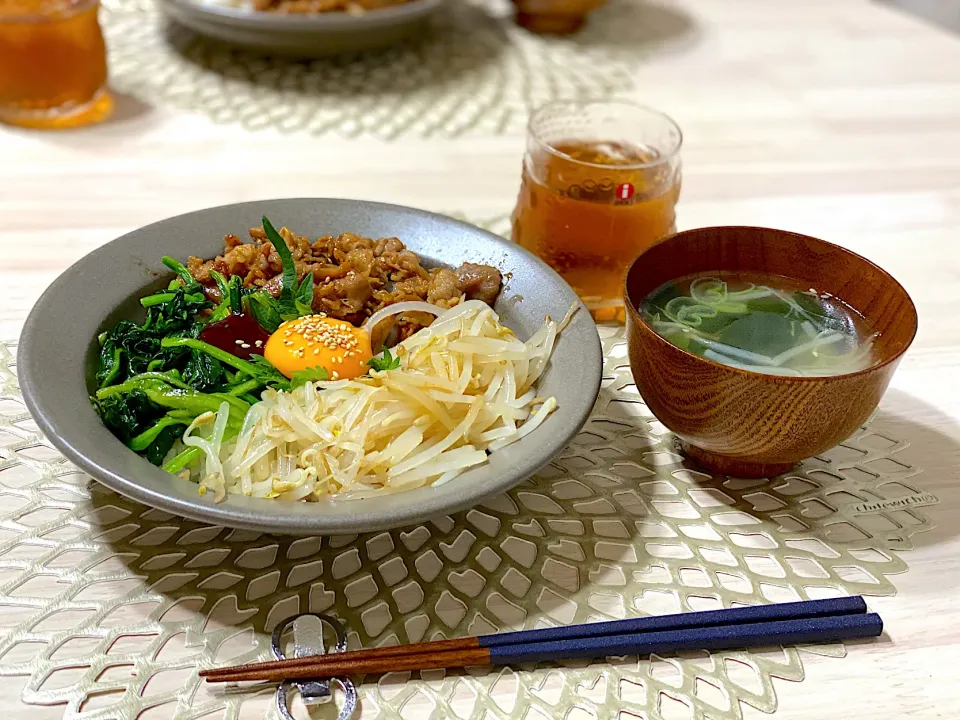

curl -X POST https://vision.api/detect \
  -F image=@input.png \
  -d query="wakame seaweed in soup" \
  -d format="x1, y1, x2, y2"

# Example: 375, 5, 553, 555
639, 272, 877, 377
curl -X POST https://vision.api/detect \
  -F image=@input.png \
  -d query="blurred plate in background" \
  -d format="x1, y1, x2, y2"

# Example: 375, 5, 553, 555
158, 0, 447, 56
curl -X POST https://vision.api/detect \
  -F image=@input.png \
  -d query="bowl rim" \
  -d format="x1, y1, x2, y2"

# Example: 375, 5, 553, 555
623, 225, 919, 384
18, 198, 603, 535
160, 0, 446, 31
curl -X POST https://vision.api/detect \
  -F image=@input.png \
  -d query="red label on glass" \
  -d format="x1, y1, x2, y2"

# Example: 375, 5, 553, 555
616, 183, 635, 201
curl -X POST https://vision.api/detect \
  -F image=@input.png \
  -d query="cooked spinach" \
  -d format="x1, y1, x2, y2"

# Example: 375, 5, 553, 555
160, 337, 290, 391
94, 224, 332, 473
161, 256, 202, 294
94, 388, 157, 444
182, 347, 225, 392
144, 425, 182, 466
209, 271, 247, 323
93, 267, 246, 469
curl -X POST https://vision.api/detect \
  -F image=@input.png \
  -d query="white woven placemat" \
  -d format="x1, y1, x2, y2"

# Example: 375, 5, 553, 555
0, 322, 937, 719
100, 0, 684, 138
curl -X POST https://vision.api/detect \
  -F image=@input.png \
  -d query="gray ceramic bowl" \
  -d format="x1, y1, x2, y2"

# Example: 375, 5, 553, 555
19, 199, 602, 535
159, 0, 446, 56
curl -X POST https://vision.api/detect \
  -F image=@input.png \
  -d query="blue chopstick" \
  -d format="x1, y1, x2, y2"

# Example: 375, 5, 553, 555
490, 612, 883, 665
481, 595, 867, 647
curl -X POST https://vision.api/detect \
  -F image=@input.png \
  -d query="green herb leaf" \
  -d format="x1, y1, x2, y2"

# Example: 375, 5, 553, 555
262, 216, 299, 314
367, 348, 401, 372
246, 290, 284, 333
290, 366, 331, 389
244, 354, 292, 391
296, 272, 315, 305
262, 215, 316, 320
294, 301, 314, 317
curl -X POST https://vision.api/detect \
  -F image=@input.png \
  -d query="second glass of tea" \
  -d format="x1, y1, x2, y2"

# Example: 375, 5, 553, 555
0, 0, 111, 129
512, 100, 682, 322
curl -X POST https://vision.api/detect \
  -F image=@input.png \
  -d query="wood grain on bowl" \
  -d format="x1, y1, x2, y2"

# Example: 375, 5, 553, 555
623, 226, 918, 478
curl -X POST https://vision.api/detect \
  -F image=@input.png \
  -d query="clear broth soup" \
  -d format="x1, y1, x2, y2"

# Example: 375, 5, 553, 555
639, 272, 877, 377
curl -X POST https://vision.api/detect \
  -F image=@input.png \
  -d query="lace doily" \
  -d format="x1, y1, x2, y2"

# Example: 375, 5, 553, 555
0, 322, 935, 719
99, 0, 685, 139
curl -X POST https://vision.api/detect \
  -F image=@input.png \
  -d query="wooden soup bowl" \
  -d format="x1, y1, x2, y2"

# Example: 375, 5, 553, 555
623, 226, 918, 478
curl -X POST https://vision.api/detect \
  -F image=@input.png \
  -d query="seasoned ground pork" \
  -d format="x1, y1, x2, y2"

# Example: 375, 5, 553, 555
187, 226, 503, 331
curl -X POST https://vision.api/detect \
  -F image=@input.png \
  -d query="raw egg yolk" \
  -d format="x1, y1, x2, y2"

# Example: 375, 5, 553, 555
264, 315, 373, 381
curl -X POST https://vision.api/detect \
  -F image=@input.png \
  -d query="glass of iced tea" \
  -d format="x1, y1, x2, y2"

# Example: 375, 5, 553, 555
512, 100, 682, 322
0, 0, 111, 129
